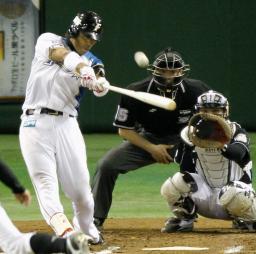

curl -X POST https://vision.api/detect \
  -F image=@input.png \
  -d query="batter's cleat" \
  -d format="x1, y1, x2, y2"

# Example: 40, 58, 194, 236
161, 217, 195, 233
66, 232, 91, 254
88, 231, 104, 245
232, 219, 256, 231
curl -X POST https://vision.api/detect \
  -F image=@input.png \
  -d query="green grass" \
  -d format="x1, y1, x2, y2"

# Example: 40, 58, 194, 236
0, 133, 255, 220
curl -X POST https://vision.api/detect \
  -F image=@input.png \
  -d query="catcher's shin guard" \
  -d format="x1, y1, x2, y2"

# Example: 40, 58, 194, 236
161, 172, 192, 205
219, 181, 256, 221
172, 196, 197, 220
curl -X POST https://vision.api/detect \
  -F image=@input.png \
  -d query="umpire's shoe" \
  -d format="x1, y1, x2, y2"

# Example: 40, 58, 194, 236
94, 217, 105, 231
161, 217, 195, 233
66, 232, 90, 254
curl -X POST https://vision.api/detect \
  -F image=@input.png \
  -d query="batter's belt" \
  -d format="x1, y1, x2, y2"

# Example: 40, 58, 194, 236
25, 108, 75, 117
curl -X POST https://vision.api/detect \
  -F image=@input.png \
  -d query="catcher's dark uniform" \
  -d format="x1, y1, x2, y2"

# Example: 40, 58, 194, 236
91, 76, 209, 221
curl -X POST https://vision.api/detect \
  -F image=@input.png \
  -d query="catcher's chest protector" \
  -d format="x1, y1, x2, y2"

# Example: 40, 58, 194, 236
195, 147, 229, 188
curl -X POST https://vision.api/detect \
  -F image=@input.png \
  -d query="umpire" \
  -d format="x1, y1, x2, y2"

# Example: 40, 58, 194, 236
91, 47, 210, 228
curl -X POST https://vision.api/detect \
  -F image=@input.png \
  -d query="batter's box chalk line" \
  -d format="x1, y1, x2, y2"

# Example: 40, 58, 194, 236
224, 245, 244, 253
142, 246, 209, 251
93, 246, 121, 254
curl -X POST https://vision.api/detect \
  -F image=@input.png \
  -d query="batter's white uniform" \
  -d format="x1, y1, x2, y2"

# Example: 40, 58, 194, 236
0, 205, 34, 254
19, 33, 100, 241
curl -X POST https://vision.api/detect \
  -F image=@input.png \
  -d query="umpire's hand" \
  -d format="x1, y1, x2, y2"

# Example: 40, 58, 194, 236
149, 144, 173, 164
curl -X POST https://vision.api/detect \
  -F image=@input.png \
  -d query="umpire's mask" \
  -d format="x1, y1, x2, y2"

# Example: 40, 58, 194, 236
147, 47, 190, 90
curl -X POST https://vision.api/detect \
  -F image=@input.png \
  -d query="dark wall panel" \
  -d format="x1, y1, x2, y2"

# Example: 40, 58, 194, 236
1, 0, 256, 132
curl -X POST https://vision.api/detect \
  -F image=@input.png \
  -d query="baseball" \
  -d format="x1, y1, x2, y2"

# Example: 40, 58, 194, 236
134, 51, 149, 68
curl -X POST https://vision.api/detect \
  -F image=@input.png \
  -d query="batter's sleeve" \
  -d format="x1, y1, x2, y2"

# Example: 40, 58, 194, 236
35, 32, 64, 59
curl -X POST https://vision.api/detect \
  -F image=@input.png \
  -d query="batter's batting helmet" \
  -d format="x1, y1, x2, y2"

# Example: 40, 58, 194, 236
67, 11, 103, 41
148, 48, 190, 89
195, 90, 229, 118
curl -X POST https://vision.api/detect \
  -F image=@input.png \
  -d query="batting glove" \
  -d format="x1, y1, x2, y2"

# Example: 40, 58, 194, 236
80, 66, 97, 90
93, 77, 110, 97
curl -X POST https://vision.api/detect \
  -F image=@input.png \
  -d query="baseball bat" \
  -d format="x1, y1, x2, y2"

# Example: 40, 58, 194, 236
77, 66, 176, 110
104, 83, 176, 111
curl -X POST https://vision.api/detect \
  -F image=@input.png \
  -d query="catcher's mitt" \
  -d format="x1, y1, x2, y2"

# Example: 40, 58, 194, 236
188, 112, 232, 148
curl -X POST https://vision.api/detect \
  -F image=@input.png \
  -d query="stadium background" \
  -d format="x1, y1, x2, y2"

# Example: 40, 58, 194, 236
0, 0, 256, 133
1, 2, 256, 252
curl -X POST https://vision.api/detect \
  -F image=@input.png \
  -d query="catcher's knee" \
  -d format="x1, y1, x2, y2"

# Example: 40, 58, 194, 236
219, 181, 256, 220
161, 172, 191, 205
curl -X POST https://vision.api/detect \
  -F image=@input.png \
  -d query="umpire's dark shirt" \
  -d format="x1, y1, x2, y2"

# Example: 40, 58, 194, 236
113, 77, 210, 137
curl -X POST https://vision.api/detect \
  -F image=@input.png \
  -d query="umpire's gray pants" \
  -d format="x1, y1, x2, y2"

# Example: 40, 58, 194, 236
91, 132, 179, 220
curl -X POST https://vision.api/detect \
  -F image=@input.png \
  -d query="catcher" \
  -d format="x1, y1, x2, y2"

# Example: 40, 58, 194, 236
161, 90, 256, 232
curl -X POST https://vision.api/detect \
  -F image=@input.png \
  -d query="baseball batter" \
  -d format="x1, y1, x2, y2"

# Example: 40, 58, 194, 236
19, 11, 109, 243
161, 90, 256, 232
0, 160, 90, 254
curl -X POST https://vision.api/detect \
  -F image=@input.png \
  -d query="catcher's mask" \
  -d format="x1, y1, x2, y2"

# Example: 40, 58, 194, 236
67, 11, 103, 41
195, 90, 229, 118
147, 47, 190, 90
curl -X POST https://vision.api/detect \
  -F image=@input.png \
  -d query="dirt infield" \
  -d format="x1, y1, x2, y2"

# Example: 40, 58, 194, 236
15, 218, 256, 254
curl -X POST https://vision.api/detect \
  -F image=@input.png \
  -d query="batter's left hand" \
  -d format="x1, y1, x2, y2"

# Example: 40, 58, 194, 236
15, 189, 32, 206
79, 66, 97, 89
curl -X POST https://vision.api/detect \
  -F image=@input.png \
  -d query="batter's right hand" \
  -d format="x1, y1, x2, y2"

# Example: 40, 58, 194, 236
93, 77, 109, 97
149, 144, 173, 164
80, 66, 97, 89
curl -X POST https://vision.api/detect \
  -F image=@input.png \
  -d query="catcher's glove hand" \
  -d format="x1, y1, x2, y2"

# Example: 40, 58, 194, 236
188, 112, 232, 148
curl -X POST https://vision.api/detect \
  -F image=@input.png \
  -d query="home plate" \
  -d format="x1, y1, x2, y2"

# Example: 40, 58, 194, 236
143, 246, 209, 251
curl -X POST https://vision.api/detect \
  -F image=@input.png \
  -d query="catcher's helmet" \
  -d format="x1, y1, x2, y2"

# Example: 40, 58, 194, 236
195, 90, 229, 118
147, 47, 190, 89
67, 11, 103, 41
